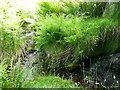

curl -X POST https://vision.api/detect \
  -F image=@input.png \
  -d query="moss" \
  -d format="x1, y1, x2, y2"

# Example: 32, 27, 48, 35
90, 35, 120, 57
103, 2, 120, 25
22, 76, 79, 88
33, 15, 120, 70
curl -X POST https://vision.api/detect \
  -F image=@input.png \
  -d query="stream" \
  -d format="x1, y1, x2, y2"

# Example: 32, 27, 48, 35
20, 40, 120, 89
19, 18, 120, 89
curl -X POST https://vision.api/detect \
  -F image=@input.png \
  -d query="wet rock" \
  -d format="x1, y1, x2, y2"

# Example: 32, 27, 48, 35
24, 18, 35, 24
22, 18, 35, 30
96, 53, 120, 89
22, 18, 35, 26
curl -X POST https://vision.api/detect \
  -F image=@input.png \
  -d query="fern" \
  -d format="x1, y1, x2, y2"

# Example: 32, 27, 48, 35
37, 1, 106, 17
33, 14, 118, 70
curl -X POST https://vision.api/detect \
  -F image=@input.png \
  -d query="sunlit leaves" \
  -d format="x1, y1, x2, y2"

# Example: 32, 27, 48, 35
33, 14, 117, 59
37, 1, 106, 17
0, 0, 34, 57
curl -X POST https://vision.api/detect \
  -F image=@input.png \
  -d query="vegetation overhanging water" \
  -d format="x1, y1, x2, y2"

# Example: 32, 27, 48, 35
0, 0, 120, 89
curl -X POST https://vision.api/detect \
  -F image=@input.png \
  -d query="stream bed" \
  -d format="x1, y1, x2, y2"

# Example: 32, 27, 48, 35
19, 18, 120, 89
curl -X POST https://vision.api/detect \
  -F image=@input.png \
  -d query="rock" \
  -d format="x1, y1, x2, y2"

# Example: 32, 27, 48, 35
96, 53, 120, 89
24, 18, 35, 24
22, 18, 35, 29
70, 74, 84, 84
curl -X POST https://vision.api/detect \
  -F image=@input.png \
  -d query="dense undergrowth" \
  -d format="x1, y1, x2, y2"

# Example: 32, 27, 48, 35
33, 15, 119, 71
0, 0, 79, 88
37, 1, 106, 17
1, 0, 120, 88
0, 0, 35, 88
0, 0, 34, 59
32, 2, 120, 72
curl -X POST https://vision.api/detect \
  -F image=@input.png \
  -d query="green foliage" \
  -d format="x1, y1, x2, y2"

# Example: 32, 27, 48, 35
33, 14, 118, 69
104, 36, 120, 53
62, 1, 80, 15
34, 15, 116, 55
37, 2, 63, 16
0, 0, 35, 88
79, 2, 106, 17
0, 0, 34, 58
0, 58, 31, 88
91, 28, 120, 56
0, 1, 20, 57
103, 2, 120, 25
37, 1, 106, 17
23, 76, 79, 88
1, 0, 120, 88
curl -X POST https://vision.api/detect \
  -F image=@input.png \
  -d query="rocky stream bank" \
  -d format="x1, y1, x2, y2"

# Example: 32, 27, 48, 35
18, 18, 120, 89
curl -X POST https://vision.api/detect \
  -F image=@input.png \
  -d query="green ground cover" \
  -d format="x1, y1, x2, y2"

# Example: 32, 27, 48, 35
23, 76, 79, 88
1, 0, 120, 88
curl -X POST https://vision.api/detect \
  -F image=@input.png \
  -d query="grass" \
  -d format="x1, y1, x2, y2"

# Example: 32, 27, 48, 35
0, 0, 35, 58
0, 0, 36, 88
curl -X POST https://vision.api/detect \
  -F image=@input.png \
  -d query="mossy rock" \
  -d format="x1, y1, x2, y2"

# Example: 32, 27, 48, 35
90, 35, 120, 57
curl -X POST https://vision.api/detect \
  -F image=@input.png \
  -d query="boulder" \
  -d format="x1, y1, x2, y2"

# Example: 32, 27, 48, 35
95, 53, 120, 89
